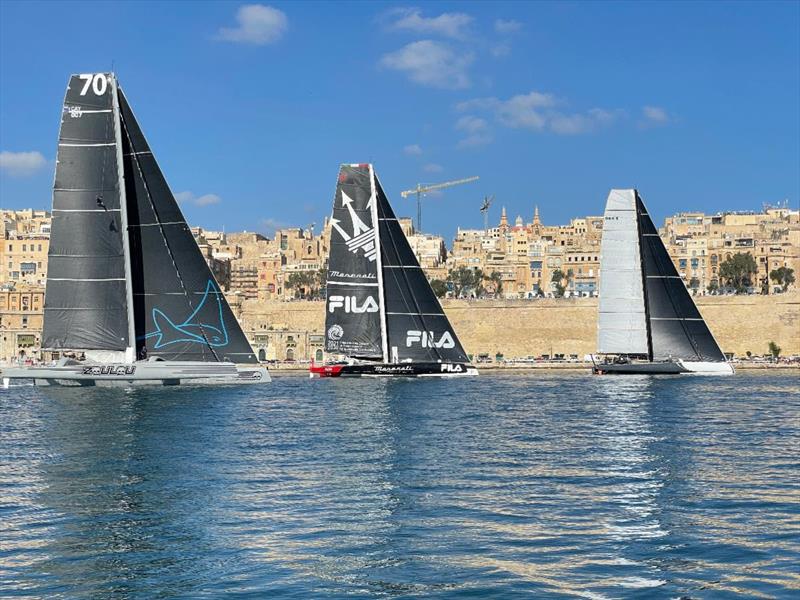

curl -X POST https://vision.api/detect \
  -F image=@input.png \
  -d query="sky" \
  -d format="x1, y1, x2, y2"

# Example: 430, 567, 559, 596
0, 1, 798, 240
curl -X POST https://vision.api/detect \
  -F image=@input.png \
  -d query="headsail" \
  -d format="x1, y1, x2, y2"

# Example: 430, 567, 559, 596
43, 73, 131, 354
117, 88, 258, 364
597, 189, 649, 356
324, 165, 384, 359
374, 173, 469, 364
636, 193, 726, 362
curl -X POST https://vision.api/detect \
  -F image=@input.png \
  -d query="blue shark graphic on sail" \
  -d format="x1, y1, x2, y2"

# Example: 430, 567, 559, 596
329, 189, 377, 261
142, 280, 229, 349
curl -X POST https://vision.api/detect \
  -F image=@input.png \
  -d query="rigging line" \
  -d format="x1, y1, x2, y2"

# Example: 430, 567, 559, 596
119, 101, 222, 363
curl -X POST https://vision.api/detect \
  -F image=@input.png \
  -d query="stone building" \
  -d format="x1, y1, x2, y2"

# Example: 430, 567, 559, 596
0, 285, 44, 363
1, 210, 50, 287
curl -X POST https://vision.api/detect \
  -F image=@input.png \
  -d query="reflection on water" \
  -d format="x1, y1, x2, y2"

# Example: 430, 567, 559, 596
1, 374, 799, 598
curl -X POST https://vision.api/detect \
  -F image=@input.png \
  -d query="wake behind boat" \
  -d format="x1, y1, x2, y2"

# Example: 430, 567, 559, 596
593, 189, 733, 375
1, 73, 269, 387
310, 164, 477, 378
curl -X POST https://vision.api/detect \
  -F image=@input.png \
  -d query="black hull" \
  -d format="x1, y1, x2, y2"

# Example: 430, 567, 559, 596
593, 362, 687, 375
311, 362, 478, 378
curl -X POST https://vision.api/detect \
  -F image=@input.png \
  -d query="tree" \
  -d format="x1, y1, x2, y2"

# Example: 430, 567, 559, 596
285, 271, 318, 299
718, 252, 758, 293
770, 266, 795, 292
689, 277, 700, 295
430, 279, 448, 298
707, 280, 719, 295
315, 267, 327, 298
447, 266, 483, 298
486, 271, 503, 297
768, 341, 781, 359
551, 268, 572, 298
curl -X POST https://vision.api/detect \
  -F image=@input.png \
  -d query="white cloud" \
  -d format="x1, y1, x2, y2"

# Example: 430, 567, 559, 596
176, 191, 222, 207
423, 163, 443, 173
494, 19, 523, 34
641, 105, 670, 125
386, 7, 473, 39
216, 4, 287, 45
490, 43, 511, 58
381, 40, 474, 89
457, 91, 621, 137
0, 150, 47, 177
404, 144, 423, 156
456, 115, 492, 148
259, 217, 290, 236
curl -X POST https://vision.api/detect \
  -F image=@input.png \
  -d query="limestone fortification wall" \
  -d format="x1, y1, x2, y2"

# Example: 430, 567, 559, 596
241, 291, 800, 358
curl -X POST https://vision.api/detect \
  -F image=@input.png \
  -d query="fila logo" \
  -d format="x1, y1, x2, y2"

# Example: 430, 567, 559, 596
406, 330, 455, 348
328, 295, 379, 313
440, 363, 465, 373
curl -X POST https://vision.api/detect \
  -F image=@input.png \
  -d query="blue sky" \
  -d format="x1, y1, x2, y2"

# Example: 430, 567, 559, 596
1, 1, 798, 239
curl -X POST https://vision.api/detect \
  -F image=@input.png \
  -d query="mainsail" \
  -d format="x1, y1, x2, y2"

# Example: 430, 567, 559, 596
597, 189, 726, 362
43, 74, 130, 354
324, 164, 469, 364
43, 73, 258, 364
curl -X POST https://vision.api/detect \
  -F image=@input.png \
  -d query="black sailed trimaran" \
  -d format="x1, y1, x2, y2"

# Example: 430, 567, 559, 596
593, 189, 734, 375
1, 73, 269, 387
310, 164, 477, 377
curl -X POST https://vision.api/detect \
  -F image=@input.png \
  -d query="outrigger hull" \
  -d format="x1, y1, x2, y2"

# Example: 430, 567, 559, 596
593, 360, 734, 375
1, 360, 270, 387
310, 362, 478, 378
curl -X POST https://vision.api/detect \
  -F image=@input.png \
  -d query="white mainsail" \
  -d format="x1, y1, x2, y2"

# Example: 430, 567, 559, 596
597, 189, 649, 355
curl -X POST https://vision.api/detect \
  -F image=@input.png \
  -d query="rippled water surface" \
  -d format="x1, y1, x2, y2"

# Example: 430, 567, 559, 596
1, 373, 799, 599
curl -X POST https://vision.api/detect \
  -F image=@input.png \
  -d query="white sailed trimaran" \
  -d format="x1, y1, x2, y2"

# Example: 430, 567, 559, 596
2, 73, 269, 386
593, 189, 734, 375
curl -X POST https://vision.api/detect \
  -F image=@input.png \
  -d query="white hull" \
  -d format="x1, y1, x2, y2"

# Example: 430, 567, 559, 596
1, 360, 270, 387
677, 360, 735, 375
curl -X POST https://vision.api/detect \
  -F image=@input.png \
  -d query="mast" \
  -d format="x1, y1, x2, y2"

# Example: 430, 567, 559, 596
111, 74, 137, 363
635, 190, 654, 362
370, 165, 390, 363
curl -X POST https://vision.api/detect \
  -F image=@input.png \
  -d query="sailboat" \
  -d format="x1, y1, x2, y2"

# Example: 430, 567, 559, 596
309, 164, 477, 377
1, 73, 269, 386
592, 189, 734, 375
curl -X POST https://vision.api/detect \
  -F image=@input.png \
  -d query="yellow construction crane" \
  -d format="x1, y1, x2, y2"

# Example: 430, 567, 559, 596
400, 176, 479, 232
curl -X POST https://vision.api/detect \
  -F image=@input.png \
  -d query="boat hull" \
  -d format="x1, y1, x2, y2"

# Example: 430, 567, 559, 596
1, 361, 270, 387
593, 360, 734, 375
310, 362, 478, 378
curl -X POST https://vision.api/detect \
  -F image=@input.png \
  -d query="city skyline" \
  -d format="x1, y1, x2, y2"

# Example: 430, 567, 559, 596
1, 1, 798, 239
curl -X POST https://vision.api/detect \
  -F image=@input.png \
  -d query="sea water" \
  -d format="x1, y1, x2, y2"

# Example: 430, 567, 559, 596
1, 372, 798, 598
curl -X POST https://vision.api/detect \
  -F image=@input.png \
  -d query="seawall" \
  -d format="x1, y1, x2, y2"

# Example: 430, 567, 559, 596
240, 292, 800, 358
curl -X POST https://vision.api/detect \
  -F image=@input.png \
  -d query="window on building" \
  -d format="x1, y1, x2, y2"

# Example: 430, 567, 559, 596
20, 262, 36, 274
22, 244, 26, 252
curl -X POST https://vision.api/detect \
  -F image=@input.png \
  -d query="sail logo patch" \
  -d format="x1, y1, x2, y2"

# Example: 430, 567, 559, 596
328, 295, 379, 314
327, 324, 344, 341
406, 330, 455, 349
329, 190, 377, 262
142, 280, 229, 349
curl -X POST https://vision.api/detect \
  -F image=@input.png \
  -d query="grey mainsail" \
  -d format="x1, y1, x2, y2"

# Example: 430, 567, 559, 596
43, 73, 131, 354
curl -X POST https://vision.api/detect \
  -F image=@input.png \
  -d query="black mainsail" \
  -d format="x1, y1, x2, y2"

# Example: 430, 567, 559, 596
42, 73, 258, 365
324, 164, 469, 367
597, 189, 728, 373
